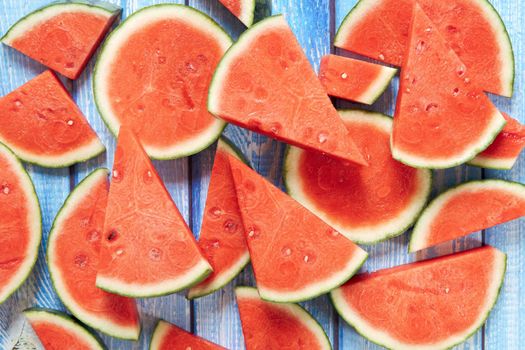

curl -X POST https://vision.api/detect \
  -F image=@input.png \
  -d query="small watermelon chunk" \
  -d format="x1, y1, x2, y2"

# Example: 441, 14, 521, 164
209, 15, 366, 165
410, 180, 525, 252
392, 4, 505, 169
0, 70, 105, 167
150, 320, 226, 350
24, 308, 106, 350
96, 127, 211, 298
2, 1, 121, 80
0, 143, 40, 305
284, 110, 431, 244
318, 54, 397, 105
335, 0, 514, 97
47, 169, 140, 340
229, 155, 368, 303
188, 138, 250, 299
236, 286, 331, 350
331, 246, 506, 350
469, 112, 525, 170
219, 0, 256, 27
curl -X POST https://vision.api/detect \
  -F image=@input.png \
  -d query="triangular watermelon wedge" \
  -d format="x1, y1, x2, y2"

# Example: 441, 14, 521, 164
219, 0, 256, 27
96, 127, 211, 297
228, 155, 368, 303
391, 4, 506, 169
208, 15, 366, 165
150, 320, 226, 350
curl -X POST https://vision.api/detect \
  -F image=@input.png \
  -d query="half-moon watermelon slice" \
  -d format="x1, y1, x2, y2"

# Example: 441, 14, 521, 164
391, 4, 505, 169
47, 169, 140, 340
409, 180, 525, 252
229, 155, 368, 303
24, 308, 106, 350
94, 4, 231, 160
331, 246, 506, 350
235, 286, 331, 350
208, 15, 366, 165
334, 0, 514, 97
1, 1, 121, 80
284, 110, 431, 244
318, 54, 397, 105
188, 137, 250, 299
0, 143, 41, 305
219, 0, 256, 27
96, 126, 211, 297
469, 112, 525, 170
150, 320, 226, 350
0, 70, 105, 167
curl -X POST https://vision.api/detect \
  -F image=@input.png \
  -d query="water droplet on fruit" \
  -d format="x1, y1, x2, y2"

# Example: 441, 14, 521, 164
112, 169, 123, 183
143, 170, 153, 184
405, 87, 411, 93
464, 77, 470, 84
149, 248, 162, 261
223, 219, 238, 234
185, 346, 192, 350
14, 99, 22, 108
115, 97, 121, 103
86, 230, 100, 243
185, 61, 197, 73
74, 254, 88, 269
328, 229, 339, 238
317, 132, 328, 144
247, 226, 260, 239
303, 253, 316, 264
415, 40, 425, 53
341, 72, 348, 79
409, 105, 420, 113
424, 27, 432, 33
67, 119, 74, 126
210, 240, 220, 249
452, 88, 460, 96
209, 207, 222, 219
378, 53, 385, 60
445, 287, 450, 294
114, 248, 125, 257
136, 104, 145, 113
1, 184, 10, 195
281, 246, 292, 257
425, 103, 438, 112
456, 66, 466, 77
106, 230, 118, 242
158, 56, 166, 64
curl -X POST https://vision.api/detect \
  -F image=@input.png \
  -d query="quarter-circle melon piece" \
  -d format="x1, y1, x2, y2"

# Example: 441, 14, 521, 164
236, 287, 332, 350
219, 0, 256, 27
409, 180, 525, 252
331, 246, 506, 350
284, 110, 431, 244
94, 4, 231, 160
0, 143, 41, 305
1, 0, 121, 80
47, 169, 140, 340
150, 320, 226, 350
24, 308, 106, 350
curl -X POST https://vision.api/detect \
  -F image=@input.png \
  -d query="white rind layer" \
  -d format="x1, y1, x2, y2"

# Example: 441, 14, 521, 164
357, 65, 397, 105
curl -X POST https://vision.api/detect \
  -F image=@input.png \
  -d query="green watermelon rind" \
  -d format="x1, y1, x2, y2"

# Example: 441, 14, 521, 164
235, 286, 333, 350
283, 110, 432, 245
93, 4, 231, 160
468, 154, 519, 170
23, 307, 107, 350
355, 65, 398, 105
330, 249, 507, 350
221, 0, 256, 27
0, 142, 41, 306
46, 168, 140, 340
149, 320, 171, 350
409, 179, 525, 252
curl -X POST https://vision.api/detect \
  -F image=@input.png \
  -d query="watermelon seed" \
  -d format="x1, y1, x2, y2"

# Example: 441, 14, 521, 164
425, 103, 438, 112
424, 27, 432, 33
247, 226, 260, 239
378, 53, 385, 60
149, 248, 162, 261
445, 287, 450, 294
223, 220, 238, 234
74, 254, 88, 269
1, 184, 9, 195
143, 170, 154, 184
114, 248, 124, 257
86, 230, 100, 243
112, 169, 123, 182
281, 247, 292, 257
456, 66, 465, 77
209, 206, 223, 218
106, 230, 118, 242
341, 72, 348, 80
452, 88, 460, 96
317, 132, 328, 144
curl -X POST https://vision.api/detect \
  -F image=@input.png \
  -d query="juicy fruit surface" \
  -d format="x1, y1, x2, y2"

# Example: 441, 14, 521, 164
392, 5, 504, 168
209, 16, 365, 165
48, 169, 139, 338
96, 127, 209, 295
0, 70, 103, 165
151, 320, 225, 350
332, 246, 505, 348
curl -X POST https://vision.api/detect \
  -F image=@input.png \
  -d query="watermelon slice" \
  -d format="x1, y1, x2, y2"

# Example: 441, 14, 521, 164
96, 126, 211, 297
93, 5, 231, 160
331, 246, 506, 350
24, 308, 106, 350
219, 0, 256, 27
150, 320, 226, 350
229, 155, 368, 302
409, 180, 525, 252
284, 110, 431, 244
208, 15, 366, 165
318, 54, 397, 105
334, 0, 514, 97
391, 4, 506, 169
236, 286, 331, 350
47, 169, 140, 340
0, 70, 105, 167
1, 1, 121, 80
0, 143, 40, 305
188, 138, 250, 299
469, 112, 525, 170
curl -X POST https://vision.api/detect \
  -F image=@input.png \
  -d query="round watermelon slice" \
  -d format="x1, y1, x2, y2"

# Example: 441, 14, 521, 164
235, 287, 331, 350
150, 320, 226, 350
47, 169, 140, 340
409, 180, 525, 252
0, 142, 41, 305
331, 246, 506, 350
93, 4, 231, 160
24, 308, 106, 350
284, 110, 431, 244
219, 0, 256, 27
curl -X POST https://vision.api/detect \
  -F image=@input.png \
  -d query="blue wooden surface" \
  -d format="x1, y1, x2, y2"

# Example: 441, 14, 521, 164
0, 0, 523, 349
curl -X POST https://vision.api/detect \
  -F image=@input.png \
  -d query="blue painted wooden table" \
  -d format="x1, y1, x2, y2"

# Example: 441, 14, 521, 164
0, 0, 523, 349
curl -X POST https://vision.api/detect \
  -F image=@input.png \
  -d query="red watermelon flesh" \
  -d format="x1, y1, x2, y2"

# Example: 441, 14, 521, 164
331, 246, 506, 349
150, 320, 226, 350
391, 4, 505, 168
96, 126, 211, 297
228, 155, 368, 303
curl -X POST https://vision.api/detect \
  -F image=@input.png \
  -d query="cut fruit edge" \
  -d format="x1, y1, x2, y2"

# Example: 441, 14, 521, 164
409, 179, 525, 252
356, 65, 397, 105
330, 248, 506, 350
468, 154, 519, 170
221, 0, 256, 27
